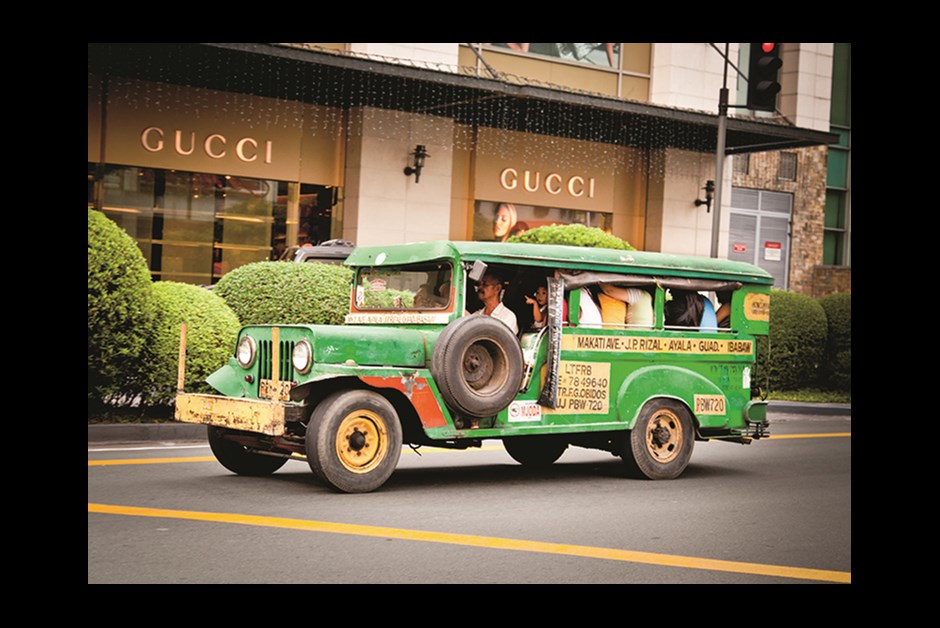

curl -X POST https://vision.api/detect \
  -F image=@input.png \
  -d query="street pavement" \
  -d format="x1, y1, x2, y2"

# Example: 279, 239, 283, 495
87, 401, 850, 445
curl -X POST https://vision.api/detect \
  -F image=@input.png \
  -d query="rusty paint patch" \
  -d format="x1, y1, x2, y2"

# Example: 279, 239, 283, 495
360, 375, 447, 429
175, 393, 286, 436
399, 371, 428, 399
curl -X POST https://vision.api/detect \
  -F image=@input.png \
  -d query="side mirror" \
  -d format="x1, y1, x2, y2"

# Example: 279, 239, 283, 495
467, 260, 488, 283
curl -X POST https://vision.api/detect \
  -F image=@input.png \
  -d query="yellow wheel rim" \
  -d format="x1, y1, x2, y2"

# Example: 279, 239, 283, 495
645, 408, 683, 464
335, 409, 389, 474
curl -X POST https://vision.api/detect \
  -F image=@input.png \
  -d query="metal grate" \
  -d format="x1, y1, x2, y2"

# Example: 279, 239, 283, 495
258, 339, 296, 389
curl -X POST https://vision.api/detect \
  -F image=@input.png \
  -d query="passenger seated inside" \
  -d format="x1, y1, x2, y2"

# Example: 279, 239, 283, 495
699, 295, 718, 331
664, 290, 720, 331
414, 272, 449, 308
469, 271, 519, 334
664, 290, 705, 328
598, 284, 654, 328
576, 287, 602, 327
525, 284, 548, 331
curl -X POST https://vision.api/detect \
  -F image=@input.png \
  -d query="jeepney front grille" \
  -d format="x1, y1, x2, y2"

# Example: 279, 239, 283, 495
258, 339, 296, 385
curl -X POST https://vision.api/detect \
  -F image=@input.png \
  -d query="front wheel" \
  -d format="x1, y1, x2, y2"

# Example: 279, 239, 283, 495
306, 390, 403, 493
207, 426, 289, 476
621, 399, 694, 480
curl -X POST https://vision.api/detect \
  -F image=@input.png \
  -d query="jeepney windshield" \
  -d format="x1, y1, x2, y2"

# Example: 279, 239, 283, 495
355, 262, 453, 310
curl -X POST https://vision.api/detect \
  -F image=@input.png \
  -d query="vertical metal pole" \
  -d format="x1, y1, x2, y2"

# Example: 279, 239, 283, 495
711, 44, 730, 259
177, 323, 187, 392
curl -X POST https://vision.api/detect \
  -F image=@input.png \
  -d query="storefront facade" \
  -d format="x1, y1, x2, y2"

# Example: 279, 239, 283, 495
88, 75, 345, 285
88, 43, 841, 293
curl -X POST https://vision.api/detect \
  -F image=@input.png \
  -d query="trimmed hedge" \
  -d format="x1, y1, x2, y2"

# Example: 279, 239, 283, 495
214, 261, 354, 325
819, 292, 851, 391
139, 282, 241, 406
507, 223, 635, 250
755, 290, 828, 392
88, 209, 154, 408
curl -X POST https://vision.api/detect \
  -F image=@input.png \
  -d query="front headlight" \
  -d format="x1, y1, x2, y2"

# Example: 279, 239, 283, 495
292, 340, 313, 374
236, 335, 256, 368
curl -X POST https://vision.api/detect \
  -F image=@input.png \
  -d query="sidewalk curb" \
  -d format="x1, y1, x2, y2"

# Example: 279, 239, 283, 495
767, 401, 852, 417
88, 401, 850, 444
88, 422, 208, 444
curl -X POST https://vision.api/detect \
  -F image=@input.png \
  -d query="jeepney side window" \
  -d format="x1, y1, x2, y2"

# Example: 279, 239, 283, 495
597, 283, 655, 328
665, 289, 699, 328
356, 262, 453, 310
664, 289, 726, 331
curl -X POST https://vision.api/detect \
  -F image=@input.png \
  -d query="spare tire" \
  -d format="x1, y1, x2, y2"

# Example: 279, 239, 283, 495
431, 315, 524, 418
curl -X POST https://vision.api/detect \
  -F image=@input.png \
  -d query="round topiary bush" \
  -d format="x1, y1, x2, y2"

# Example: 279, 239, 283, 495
214, 261, 354, 325
754, 290, 828, 392
507, 223, 635, 250
819, 292, 851, 392
139, 282, 242, 406
88, 208, 154, 409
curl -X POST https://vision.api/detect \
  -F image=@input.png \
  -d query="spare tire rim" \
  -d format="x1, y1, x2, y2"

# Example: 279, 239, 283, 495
462, 338, 507, 393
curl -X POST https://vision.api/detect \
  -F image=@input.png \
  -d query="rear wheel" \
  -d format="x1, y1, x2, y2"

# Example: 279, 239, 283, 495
306, 390, 403, 493
622, 399, 694, 480
503, 435, 568, 467
207, 426, 289, 476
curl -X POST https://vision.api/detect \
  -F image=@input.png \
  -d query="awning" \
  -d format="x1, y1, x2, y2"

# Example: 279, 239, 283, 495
88, 43, 837, 155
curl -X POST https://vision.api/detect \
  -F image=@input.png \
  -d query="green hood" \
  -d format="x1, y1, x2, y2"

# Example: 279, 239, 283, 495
308, 324, 432, 368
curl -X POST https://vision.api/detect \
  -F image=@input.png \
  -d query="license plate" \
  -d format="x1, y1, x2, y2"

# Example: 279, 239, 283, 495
259, 379, 293, 401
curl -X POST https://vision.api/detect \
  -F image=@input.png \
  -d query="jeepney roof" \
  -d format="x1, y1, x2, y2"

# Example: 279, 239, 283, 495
345, 241, 774, 285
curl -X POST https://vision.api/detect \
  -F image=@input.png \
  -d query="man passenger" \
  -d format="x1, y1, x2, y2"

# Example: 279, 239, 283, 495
472, 272, 519, 334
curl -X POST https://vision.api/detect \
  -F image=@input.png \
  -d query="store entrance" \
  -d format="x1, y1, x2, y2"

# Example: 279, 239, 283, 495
92, 164, 341, 285
271, 183, 339, 260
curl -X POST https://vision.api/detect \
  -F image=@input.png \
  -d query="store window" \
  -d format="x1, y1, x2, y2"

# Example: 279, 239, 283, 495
778, 153, 797, 181
472, 200, 612, 242
95, 164, 338, 285
488, 43, 621, 68
462, 44, 651, 100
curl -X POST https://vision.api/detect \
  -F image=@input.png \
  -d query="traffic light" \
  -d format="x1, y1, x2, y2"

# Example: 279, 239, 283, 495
747, 42, 782, 112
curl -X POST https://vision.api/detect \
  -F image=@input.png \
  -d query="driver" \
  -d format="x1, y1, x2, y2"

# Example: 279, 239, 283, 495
471, 272, 518, 334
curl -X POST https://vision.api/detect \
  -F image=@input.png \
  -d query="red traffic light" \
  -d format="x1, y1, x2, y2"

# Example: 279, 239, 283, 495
747, 42, 782, 112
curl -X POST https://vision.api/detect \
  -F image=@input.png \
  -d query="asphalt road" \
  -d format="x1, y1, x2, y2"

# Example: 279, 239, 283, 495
88, 412, 851, 584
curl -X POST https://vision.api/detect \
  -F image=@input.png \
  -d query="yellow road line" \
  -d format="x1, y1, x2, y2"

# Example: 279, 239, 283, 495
88, 502, 849, 583
89, 456, 216, 466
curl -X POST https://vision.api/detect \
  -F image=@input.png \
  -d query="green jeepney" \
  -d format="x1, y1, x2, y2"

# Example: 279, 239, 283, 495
175, 241, 773, 493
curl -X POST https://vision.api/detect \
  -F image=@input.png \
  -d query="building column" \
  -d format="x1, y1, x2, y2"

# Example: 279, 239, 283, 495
342, 107, 455, 246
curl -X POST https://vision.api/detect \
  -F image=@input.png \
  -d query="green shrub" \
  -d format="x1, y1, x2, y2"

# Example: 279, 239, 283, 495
214, 261, 354, 325
819, 292, 851, 391
507, 223, 635, 250
755, 290, 828, 392
139, 282, 241, 406
88, 208, 154, 409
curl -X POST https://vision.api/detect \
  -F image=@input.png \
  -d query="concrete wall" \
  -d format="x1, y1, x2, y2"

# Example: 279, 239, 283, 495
645, 147, 728, 257
342, 107, 455, 245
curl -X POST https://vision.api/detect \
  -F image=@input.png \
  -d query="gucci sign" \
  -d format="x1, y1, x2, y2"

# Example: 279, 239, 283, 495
499, 168, 596, 199
140, 127, 274, 164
